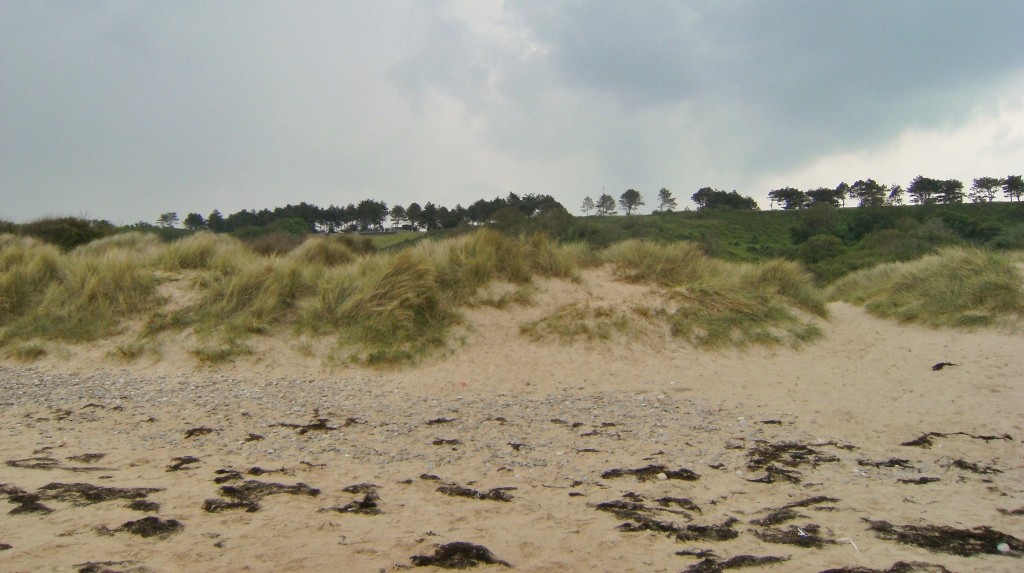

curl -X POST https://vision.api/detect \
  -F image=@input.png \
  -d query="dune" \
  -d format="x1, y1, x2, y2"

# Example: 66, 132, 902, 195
1, 269, 1021, 572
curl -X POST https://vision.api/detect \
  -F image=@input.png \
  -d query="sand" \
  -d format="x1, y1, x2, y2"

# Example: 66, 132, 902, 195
1, 270, 1022, 572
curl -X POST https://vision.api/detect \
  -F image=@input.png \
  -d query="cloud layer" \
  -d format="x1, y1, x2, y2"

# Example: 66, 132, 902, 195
2, 1, 1022, 223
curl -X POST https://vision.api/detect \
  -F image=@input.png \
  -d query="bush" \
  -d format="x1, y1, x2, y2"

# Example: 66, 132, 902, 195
19, 217, 115, 250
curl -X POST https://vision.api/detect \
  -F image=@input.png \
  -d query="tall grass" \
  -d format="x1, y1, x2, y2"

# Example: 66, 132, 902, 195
827, 247, 1024, 328
601, 240, 716, 285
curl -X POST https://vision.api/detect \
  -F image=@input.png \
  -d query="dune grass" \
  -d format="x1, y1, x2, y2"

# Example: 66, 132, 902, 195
827, 247, 1024, 328
19, 230, 1017, 364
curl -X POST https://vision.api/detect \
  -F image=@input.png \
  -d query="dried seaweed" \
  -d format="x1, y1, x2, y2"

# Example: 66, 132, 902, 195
166, 456, 201, 471
126, 499, 160, 512
437, 484, 514, 502
114, 516, 183, 539
864, 518, 1023, 556
601, 464, 700, 481
753, 523, 834, 548
747, 464, 802, 484
857, 458, 914, 469
746, 441, 841, 471
203, 498, 260, 513
683, 555, 789, 573
184, 427, 214, 439
898, 477, 939, 485
38, 482, 161, 506
900, 431, 1013, 448
820, 561, 954, 573
272, 410, 364, 435
342, 483, 380, 494
411, 541, 511, 569
67, 453, 106, 463
319, 492, 382, 515
433, 438, 463, 446
2, 485, 53, 514
949, 459, 1002, 474
75, 560, 153, 573
219, 480, 320, 504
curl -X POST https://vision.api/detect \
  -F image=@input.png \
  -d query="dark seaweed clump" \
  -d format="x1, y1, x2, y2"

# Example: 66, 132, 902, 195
601, 464, 700, 481
683, 555, 789, 573
115, 516, 183, 539
900, 431, 1012, 448
821, 562, 954, 573
411, 542, 511, 569
864, 519, 1023, 557
753, 523, 834, 548
2, 484, 53, 514
320, 492, 382, 515
204, 480, 320, 513
38, 482, 162, 506
438, 484, 515, 502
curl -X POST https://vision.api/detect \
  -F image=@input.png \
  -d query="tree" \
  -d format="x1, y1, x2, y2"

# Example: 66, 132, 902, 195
619, 189, 644, 215
849, 179, 887, 207
207, 209, 226, 232
596, 193, 617, 215
886, 185, 905, 206
657, 188, 677, 212
936, 179, 964, 204
389, 204, 408, 228
768, 187, 808, 210
691, 187, 758, 211
580, 196, 595, 216
806, 187, 843, 207
183, 212, 206, 230
1002, 175, 1023, 202
406, 203, 423, 230
970, 177, 1001, 203
907, 176, 940, 205
157, 212, 179, 228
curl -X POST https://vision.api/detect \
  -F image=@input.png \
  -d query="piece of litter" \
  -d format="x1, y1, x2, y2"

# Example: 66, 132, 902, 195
837, 537, 860, 552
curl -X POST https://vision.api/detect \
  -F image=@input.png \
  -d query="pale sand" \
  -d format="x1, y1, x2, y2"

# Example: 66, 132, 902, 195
1, 270, 1021, 572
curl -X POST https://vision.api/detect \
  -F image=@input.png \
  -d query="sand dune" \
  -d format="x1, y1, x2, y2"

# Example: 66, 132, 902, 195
1, 271, 1021, 572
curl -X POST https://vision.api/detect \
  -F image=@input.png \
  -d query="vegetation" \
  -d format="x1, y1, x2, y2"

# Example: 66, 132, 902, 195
827, 247, 1024, 328
2, 191, 1021, 366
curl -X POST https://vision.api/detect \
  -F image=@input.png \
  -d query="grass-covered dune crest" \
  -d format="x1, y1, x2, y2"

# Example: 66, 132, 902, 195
4, 230, 1015, 366
827, 247, 1024, 329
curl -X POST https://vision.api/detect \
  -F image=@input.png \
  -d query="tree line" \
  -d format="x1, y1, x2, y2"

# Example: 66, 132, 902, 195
767, 175, 1023, 210
576, 174, 1023, 218
152, 193, 564, 234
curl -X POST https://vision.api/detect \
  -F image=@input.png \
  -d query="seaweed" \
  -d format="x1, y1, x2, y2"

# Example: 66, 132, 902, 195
900, 432, 1013, 448
949, 459, 1002, 474
126, 499, 160, 512
820, 561, 954, 573
219, 480, 320, 504
272, 410, 364, 435
600, 465, 700, 481
411, 541, 511, 569
997, 507, 1024, 516
2, 485, 53, 514
753, 523, 834, 548
857, 458, 914, 469
931, 362, 957, 371
750, 508, 802, 527
427, 417, 456, 425
184, 427, 214, 439
433, 438, 463, 446
674, 518, 741, 542
203, 498, 260, 513
898, 477, 940, 485
114, 516, 183, 539
683, 555, 789, 573
75, 560, 153, 573
166, 456, 201, 472
244, 433, 264, 442
656, 497, 702, 513
438, 484, 514, 502
319, 492, 382, 515
7, 457, 109, 472
342, 483, 380, 494
864, 518, 1024, 556
37, 482, 161, 505
747, 464, 802, 484
67, 453, 106, 463
746, 441, 841, 471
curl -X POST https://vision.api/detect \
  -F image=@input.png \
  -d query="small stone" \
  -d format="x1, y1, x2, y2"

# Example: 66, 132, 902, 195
997, 542, 1010, 553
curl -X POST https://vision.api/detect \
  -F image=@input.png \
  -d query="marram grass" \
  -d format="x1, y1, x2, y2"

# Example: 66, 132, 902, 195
827, 247, 1024, 328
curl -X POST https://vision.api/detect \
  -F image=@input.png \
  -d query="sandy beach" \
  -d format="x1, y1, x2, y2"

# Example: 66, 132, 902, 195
1, 271, 1022, 572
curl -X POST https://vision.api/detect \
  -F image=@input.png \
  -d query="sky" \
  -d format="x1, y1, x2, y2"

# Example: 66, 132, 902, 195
2, 1, 1023, 225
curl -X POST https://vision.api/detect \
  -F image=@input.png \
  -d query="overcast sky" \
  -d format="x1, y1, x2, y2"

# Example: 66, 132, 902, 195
3, 1, 1023, 224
